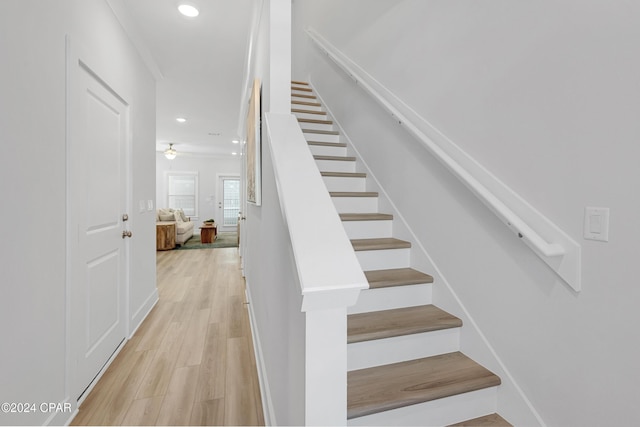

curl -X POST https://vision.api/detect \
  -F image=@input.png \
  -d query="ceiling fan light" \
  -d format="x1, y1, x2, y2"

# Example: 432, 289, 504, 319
164, 143, 177, 160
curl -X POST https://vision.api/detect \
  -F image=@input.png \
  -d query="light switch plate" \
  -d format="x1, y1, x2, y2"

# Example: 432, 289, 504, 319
139, 200, 146, 213
584, 207, 609, 242
147, 200, 154, 211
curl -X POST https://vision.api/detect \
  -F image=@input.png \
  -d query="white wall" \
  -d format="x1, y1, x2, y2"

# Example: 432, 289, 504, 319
242, 0, 306, 425
155, 153, 241, 229
293, 1, 640, 426
0, 0, 156, 425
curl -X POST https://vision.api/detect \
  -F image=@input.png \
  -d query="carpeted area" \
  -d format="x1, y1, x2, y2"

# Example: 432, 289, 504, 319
175, 232, 238, 250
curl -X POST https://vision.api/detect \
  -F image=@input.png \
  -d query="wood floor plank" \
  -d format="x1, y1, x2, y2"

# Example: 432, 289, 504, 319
449, 413, 513, 426
190, 399, 226, 426
348, 352, 501, 419
136, 321, 188, 399
120, 397, 163, 426
225, 337, 263, 426
348, 305, 462, 343
340, 213, 393, 221
195, 323, 227, 402
365, 267, 434, 289
155, 365, 200, 425
176, 308, 211, 367
351, 237, 411, 251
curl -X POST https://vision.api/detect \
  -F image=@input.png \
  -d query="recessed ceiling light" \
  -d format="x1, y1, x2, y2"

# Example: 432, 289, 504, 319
176, 117, 187, 123
232, 152, 238, 156
178, 4, 199, 17
232, 139, 239, 144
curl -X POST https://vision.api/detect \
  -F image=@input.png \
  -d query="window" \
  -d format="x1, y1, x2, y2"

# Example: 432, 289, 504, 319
167, 172, 198, 217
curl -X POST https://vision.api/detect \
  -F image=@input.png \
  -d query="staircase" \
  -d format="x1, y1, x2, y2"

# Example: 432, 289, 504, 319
291, 80, 512, 427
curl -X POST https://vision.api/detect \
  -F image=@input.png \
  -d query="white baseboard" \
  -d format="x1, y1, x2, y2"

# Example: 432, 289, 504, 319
129, 289, 159, 338
245, 282, 277, 426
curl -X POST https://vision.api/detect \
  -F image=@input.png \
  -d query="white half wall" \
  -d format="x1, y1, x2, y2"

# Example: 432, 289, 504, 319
292, 1, 640, 426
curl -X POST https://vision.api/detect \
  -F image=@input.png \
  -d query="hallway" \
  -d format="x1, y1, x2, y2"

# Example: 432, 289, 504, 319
71, 247, 264, 426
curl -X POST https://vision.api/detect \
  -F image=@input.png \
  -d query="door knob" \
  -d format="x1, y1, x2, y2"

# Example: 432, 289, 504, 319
122, 230, 132, 238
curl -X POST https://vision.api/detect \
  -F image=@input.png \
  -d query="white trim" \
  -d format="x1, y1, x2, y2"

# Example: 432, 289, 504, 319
129, 290, 159, 338
245, 284, 277, 426
306, 27, 581, 292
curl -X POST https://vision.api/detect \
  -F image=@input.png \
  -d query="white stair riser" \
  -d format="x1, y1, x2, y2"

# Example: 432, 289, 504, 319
308, 144, 347, 157
347, 328, 460, 371
331, 197, 378, 213
348, 283, 432, 314
293, 111, 327, 121
291, 90, 314, 98
322, 176, 366, 192
355, 248, 410, 271
292, 94, 318, 102
347, 387, 498, 427
298, 122, 335, 132
342, 220, 392, 239
302, 131, 340, 143
292, 105, 322, 113
315, 159, 356, 173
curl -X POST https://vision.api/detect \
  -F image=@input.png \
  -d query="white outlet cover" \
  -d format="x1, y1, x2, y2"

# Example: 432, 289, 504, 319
584, 207, 609, 242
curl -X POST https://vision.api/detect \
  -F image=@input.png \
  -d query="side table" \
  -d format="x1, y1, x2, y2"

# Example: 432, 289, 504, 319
156, 221, 176, 250
200, 223, 217, 244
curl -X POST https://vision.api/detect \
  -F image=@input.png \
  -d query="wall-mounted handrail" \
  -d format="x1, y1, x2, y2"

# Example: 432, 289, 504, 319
306, 27, 581, 291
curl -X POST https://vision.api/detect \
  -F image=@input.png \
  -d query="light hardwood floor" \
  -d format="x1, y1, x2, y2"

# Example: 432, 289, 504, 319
71, 247, 265, 426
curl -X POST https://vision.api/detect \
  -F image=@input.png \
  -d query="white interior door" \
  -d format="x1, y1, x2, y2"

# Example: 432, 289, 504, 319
217, 175, 240, 232
68, 53, 129, 401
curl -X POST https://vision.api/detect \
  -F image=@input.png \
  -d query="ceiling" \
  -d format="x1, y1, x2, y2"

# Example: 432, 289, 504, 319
110, 0, 256, 158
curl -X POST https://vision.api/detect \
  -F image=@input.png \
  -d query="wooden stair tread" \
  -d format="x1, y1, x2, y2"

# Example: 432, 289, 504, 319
292, 93, 317, 99
340, 213, 392, 221
291, 85, 312, 92
299, 118, 334, 125
292, 108, 326, 115
321, 171, 366, 178
348, 305, 462, 343
351, 237, 411, 251
449, 413, 512, 426
365, 267, 434, 289
307, 141, 346, 147
302, 128, 340, 135
291, 80, 309, 86
330, 191, 378, 197
314, 155, 355, 161
292, 100, 321, 107
348, 352, 501, 419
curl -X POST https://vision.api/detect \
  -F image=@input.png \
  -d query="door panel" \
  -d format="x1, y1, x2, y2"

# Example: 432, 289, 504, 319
69, 57, 129, 401
218, 176, 240, 232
